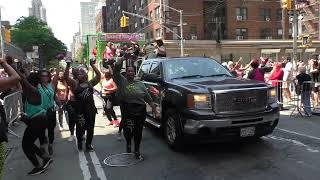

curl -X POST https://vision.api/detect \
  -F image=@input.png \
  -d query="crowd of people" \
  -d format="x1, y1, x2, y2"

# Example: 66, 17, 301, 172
0, 38, 164, 176
223, 55, 320, 116
2, 41, 320, 176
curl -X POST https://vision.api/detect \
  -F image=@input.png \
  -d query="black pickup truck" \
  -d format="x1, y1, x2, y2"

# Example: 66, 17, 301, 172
139, 57, 280, 149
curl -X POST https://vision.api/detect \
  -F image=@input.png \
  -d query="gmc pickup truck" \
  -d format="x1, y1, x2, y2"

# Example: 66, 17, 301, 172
139, 57, 280, 150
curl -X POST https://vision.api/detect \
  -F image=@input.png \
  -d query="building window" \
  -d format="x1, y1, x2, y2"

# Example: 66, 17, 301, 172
236, 7, 247, 21
260, 8, 271, 21
156, 28, 161, 38
190, 25, 197, 39
277, 8, 282, 21
260, 28, 272, 39
150, 11, 153, 19
236, 28, 247, 39
141, 0, 146, 7
155, 6, 160, 20
277, 29, 283, 39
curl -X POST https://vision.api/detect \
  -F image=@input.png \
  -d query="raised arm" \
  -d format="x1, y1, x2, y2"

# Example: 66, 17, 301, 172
0, 58, 21, 92
113, 57, 126, 88
89, 61, 101, 86
64, 62, 77, 90
51, 68, 59, 90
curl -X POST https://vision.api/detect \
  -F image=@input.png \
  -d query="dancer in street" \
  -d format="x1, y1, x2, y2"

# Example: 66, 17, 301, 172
64, 59, 101, 151
38, 70, 59, 156
17, 70, 53, 175
101, 68, 119, 127
113, 57, 159, 159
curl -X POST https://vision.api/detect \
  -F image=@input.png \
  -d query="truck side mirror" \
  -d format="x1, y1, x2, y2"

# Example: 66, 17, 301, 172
141, 73, 162, 83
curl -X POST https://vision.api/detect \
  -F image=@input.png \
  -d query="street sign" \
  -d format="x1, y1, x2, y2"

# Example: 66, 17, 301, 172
99, 33, 145, 42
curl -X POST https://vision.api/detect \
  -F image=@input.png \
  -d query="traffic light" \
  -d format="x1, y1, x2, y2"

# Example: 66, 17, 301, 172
120, 15, 129, 28
4, 29, 11, 44
282, 0, 292, 11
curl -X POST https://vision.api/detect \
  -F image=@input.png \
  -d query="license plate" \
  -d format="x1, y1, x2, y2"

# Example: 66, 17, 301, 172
240, 127, 255, 137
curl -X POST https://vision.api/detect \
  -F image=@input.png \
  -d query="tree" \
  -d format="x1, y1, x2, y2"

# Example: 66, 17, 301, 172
11, 16, 67, 68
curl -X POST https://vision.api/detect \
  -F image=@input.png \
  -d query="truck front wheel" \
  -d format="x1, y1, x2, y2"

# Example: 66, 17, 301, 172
164, 109, 184, 151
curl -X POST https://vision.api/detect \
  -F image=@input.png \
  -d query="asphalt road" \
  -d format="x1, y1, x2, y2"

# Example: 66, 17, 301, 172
3, 105, 320, 180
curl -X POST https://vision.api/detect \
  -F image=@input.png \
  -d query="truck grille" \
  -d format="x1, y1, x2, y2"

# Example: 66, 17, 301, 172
213, 88, 268, 114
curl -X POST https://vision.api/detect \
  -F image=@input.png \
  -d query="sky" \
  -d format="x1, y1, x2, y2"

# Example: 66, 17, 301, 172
0, 0, 91, 50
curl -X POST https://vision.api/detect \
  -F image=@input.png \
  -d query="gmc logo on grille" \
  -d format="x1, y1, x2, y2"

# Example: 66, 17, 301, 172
233, 97, 257, 104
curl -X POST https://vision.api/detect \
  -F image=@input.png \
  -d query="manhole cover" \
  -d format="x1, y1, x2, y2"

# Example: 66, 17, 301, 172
103, 153, 143, 167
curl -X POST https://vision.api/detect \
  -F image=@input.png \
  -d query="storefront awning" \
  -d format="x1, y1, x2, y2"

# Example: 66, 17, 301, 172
285, 49, 303, 53
305, 48, 316, 53
261, 49, 281, 54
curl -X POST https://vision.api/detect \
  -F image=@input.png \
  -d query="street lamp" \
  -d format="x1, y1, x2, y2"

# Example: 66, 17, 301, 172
154, 3, 184, 57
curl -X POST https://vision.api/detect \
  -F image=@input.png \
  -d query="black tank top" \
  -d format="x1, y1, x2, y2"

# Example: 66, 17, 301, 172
74, 82, 97, 114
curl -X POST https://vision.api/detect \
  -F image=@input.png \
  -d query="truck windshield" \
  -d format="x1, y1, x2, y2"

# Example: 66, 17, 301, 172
164, 58, 232, 80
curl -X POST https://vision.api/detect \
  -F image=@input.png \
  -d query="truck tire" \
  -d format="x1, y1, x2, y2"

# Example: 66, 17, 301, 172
164, 109, 184, 151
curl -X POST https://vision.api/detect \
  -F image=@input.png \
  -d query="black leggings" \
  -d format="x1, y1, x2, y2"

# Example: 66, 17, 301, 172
22, 115, 48, 167
39, 109, 56, 145
102, 95, 117, 122
276, 84, 283, 106
311, 72, 319, 82
66, 101, 77, 135
122, 103, 146, 152
123, 115, 146, 152
76, 111, 96, 147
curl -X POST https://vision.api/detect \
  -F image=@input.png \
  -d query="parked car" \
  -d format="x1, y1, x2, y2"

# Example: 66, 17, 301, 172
139, 57, 280, 150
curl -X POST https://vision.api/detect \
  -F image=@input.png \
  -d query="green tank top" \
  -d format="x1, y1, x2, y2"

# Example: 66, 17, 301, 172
24, 100, 46, 118
38, 83, 55, 110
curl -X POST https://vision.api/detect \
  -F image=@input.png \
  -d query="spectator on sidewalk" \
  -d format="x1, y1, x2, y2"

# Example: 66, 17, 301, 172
282, 57, 293, 102
296, 66, 312, 117
247, 59, 272, 82
268, 63, 284, 110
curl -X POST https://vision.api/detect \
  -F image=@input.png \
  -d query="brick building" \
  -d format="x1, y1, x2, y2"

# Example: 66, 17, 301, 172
105, 0, 128, 33
105, 0, 290, 41
96, 6, 107, 33
297, 0, 320, 39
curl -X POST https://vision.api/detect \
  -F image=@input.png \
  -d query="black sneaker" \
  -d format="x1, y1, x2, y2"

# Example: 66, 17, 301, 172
48, 145, 53, 156
78, 142, 83, 151
86, 145, 94, 152
134, 152, 143, 160
28, 167, 45, 175
42, 158, 53, 169
126, 144, 132, 153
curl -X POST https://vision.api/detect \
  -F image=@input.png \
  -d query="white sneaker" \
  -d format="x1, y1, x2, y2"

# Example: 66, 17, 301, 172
68, 135, 75, 142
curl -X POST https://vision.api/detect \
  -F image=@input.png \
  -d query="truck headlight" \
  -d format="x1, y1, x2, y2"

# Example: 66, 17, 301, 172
268, 88, 277, 104
187, 94, 212, 109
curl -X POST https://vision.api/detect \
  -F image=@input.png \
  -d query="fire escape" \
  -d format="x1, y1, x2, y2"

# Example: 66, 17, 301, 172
298, 0, 320, 39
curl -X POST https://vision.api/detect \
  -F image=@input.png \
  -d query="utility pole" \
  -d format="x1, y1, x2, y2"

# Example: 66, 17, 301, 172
292, 0, 298, 70
0, 7, 5, 59
282, 8, 286, 40
179, 10, 184, 57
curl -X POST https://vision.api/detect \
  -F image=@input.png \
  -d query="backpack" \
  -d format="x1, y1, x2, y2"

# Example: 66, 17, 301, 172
254, 69, 265, 82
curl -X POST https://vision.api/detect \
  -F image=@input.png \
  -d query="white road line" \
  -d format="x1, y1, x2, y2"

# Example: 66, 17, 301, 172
78, 151, 92, 180
267, 135, 319, 153
90, 152, 108, 180
276, 128, 320, 141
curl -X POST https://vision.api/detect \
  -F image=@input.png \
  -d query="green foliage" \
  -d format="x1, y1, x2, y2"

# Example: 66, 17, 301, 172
0, 143, 5, 180
11, 16, 67, 68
